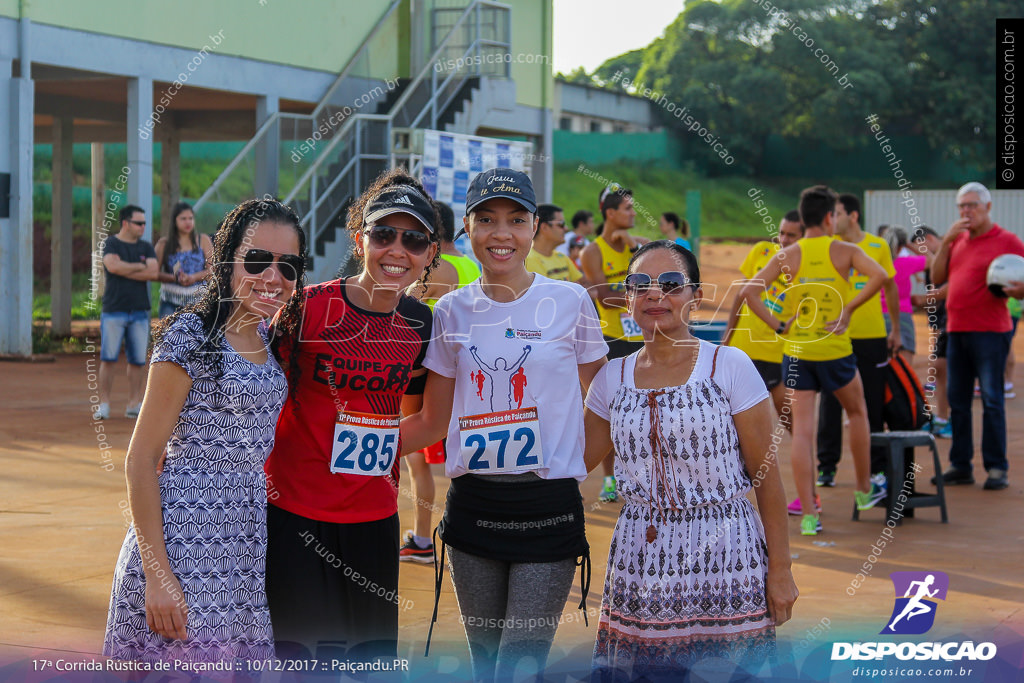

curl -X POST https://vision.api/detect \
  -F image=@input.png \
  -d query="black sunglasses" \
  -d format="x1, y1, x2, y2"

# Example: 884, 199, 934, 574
624, 271, 694, 296
364, 225, 432, 255
129, 220, 146, 227
242, 248, 303, 282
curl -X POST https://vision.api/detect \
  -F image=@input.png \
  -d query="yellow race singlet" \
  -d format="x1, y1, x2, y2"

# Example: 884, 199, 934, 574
783, 235, 852, 361
728, 241, 789, 363
424, 253, 482, 310
846, 233, 895, 339
594, 236, 640, 341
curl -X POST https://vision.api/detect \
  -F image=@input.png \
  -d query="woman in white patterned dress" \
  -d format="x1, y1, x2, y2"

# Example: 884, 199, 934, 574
103, 199, 307, 663
583, 240, 798, 679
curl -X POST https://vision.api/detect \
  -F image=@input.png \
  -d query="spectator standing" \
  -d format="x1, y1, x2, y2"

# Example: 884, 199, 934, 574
581, 185, 651, 503
557, 209, 594, 256
659, 211, 692, 251
724, 211, 803, 426
930, 182, 1024, 491
95, 205, 158, 421
882, 225, 927, 366
526, 203, 588, 285
154, 202, 212, 318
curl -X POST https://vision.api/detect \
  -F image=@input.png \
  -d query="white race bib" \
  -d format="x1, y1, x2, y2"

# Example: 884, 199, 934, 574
458, 407, 544, 474
330, 412, 399, 476
620, 313, 643, 341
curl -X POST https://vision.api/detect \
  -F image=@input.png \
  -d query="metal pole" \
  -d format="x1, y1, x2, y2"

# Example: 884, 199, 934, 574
686, 190, 701, 263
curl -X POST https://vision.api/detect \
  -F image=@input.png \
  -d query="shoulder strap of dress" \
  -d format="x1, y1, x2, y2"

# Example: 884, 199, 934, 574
619, 355, 626, 383
711, 344, 721, 380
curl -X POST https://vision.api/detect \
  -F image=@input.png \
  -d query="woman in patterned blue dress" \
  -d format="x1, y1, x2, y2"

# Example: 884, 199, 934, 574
155, 202, 213, 319
583, 241, 798, 680
103, 198, 307, 663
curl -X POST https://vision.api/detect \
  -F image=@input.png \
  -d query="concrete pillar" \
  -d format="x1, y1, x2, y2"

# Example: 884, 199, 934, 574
91, 143, 106, 301
50, 117, 73, 336
0, 63, 34, 356
126, 77, 154, 241
159, 126, 180, 236
255, 94, 279, 198
533, 109, 554, 203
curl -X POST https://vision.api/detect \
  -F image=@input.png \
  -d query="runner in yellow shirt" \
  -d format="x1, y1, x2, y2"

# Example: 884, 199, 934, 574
724, 210, 803, 425
525, 204, 588, 285
814, 193, 901, 495
581, 184, 650, 502
741, 185, 888, 536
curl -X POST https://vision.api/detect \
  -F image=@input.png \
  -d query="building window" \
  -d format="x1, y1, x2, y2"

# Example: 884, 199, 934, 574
614, 124, 626, 133
590, 121, 601, 132
560, 117, 572, 131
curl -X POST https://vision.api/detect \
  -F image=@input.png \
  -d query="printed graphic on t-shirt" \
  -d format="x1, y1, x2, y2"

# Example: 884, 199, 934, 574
468, 344, 532, 411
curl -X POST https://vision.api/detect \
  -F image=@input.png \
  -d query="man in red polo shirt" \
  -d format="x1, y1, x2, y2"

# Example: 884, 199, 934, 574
931, 182, 1024, 491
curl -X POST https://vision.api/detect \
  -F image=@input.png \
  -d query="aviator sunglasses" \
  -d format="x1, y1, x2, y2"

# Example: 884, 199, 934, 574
623, 271, 694, 296
242, 248, 304, 282
364, 225, 432, 255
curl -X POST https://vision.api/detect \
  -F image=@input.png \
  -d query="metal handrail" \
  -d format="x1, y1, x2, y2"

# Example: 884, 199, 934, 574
193, 1, 401, 213
283, 113, 390, 206
285, 2, 509, 234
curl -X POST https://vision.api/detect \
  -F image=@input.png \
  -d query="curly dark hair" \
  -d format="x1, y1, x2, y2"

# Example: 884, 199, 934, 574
345, 166, 442, 286
153, 197, 307, 384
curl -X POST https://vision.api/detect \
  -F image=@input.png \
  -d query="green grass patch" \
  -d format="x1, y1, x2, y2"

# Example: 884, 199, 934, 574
552, 162, 796, 240
551, 162, 951, 239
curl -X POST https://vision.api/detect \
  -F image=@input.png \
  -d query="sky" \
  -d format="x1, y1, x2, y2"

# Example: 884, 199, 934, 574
551, 0, 685, 75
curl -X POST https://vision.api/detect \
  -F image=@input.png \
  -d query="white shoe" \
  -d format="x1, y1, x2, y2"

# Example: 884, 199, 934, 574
93, 403, 110, 420
125, 404, 141, 419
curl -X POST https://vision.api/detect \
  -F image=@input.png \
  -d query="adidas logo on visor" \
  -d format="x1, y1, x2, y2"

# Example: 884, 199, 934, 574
393, 194, 414, 206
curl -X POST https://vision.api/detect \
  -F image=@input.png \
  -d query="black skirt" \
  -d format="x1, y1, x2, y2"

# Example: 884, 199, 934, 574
424, 473, 594, 654
438, 473, 589, 562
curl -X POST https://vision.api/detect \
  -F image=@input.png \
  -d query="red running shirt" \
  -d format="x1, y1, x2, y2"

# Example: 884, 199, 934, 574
946, 224, 1024, 333
266, 279, 432, 523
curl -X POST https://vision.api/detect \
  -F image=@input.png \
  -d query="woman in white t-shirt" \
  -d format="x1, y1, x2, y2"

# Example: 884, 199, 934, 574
582, 240, 798, 680
401, 168, 608, 681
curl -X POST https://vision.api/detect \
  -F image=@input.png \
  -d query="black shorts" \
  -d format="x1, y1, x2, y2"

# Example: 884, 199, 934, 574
266, 505, 399, 662
751, 359, 783, 390
783, 354, 858, 393
605, 337, 643, 360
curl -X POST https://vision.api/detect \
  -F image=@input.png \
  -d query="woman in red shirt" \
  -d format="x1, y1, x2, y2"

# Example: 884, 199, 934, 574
265, 169, 439, 661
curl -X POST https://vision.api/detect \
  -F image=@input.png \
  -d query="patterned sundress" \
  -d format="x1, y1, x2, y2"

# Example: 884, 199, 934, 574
593, 344, 776, 679
103, 313, 287, 663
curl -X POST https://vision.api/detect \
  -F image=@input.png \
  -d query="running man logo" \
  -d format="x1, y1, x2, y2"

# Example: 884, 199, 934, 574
881, 571, 949, 635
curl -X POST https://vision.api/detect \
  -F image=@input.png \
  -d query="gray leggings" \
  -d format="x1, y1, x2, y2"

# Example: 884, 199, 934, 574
448, 547, 577, 682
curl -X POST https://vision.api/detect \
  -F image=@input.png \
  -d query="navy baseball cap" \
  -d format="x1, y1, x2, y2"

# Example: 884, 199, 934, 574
363, 184, 436, 233
464, 168, 537, 215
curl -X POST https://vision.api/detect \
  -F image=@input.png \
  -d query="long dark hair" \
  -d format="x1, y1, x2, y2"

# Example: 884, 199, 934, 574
153, 198, 307, 381
346, 167, 442, 285
160, 201, 198, 272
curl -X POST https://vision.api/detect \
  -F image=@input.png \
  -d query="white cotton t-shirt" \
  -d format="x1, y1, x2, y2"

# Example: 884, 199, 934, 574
585, 340, 769, 420
424, 274, 609, 481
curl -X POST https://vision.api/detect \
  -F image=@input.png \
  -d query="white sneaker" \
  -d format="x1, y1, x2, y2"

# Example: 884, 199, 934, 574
93, 403, 110, 420
125, 404, 141, 419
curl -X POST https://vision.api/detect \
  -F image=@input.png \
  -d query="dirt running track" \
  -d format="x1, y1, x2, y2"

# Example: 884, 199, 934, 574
1, 244, 1022, 681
